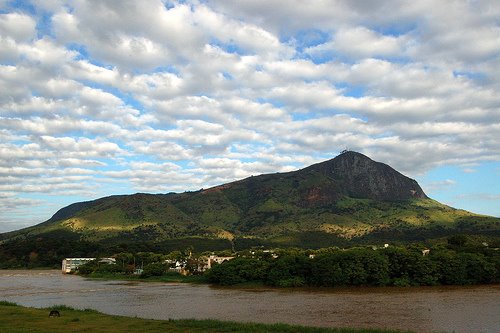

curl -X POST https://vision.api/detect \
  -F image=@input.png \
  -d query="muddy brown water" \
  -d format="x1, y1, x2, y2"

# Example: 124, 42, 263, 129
0, 270, 498, 333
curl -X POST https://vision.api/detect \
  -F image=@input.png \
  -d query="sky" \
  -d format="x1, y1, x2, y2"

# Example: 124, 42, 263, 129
0, 0, 499, 233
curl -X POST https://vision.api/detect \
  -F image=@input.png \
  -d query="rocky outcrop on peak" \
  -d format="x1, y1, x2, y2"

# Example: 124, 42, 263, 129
304, 151, 427, 201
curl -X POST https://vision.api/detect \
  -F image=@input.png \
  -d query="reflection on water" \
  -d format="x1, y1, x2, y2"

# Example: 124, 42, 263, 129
0, 270, 498, 333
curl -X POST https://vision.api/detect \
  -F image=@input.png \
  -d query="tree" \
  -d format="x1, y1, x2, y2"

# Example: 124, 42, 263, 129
448, 234, 468, 248
266, 255, 309, 287
206, 258, 269, 285
309, 252, 348, 287
78, 260, 98, 275
141, 262, 166, 278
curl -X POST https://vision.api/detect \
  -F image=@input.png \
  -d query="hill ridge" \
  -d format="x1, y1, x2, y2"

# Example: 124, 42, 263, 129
1, 151, 498, 250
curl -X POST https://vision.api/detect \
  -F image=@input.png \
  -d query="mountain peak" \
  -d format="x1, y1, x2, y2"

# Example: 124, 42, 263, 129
4, 151, 498, 252
304, 151, 427, 201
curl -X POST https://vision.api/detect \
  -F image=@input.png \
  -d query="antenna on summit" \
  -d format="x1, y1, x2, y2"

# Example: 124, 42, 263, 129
340, 148, 350, 154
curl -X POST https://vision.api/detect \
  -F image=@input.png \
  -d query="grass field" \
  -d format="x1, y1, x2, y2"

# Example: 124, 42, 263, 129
0, 301, 414, 333
83, 271, 209, 283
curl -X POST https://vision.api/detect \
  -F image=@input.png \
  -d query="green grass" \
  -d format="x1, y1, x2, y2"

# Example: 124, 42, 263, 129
0, 302, 415, 333
85, 271, 208, 283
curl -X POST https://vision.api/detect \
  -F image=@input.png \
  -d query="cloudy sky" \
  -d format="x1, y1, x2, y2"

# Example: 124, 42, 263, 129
1, 0, 499, 232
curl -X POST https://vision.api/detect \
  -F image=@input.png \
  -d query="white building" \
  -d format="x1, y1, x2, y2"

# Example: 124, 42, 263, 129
165, 259, 186, 273
61, 257, 116, 273
62, 258, 95, 273
206, 255, 234, 270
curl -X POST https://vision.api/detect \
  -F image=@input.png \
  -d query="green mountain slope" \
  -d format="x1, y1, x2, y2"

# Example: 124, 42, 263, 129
2, 152, 499, 250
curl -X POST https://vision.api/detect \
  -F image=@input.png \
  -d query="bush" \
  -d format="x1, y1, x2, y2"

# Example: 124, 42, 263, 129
206, 258, 270, 285
94, 263, 123, 274
392, 278, 411, 287
0, 301, 17, 307
309, 250, 389, 287
266, 255, 310, 286
77, 261, 97, 275
275, 277, 305, 287
141, 262, 166, 278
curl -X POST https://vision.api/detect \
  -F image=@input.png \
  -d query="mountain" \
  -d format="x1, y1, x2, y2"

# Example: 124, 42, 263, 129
1, 152, 499, 254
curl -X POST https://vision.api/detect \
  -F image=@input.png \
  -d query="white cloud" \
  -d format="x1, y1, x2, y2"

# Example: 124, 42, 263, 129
21, 38, 78, 67
423, 179, 457, 193
0, 193, 43, 209
307, 26, 409, 59
1, 0, 500, 231
454, 193, 500, 202
103, 163, 202, 193
207, 0, 356, 34
0, 13, 36, 41
37, 136, 125, 157
128, 140, 193, 161
194, 4, 291, 59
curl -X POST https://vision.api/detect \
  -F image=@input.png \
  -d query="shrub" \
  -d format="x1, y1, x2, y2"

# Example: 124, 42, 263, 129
275, 277, 305, 287
141, 262, 166, 278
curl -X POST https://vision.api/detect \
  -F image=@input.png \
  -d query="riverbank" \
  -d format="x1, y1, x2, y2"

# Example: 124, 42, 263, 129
0, 268, 208, 283
0, 302, 412, 333
80, 271, 208, 283
76, 271, 500, 294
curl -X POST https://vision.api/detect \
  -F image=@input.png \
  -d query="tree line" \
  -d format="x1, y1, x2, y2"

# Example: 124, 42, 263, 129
1, 231, 498, 288
207, 242, 499, 287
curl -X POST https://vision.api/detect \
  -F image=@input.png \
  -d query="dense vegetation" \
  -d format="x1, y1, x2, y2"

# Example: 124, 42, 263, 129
28, 235, 495, 289
0, 302, 411, 333
0, 232, 232, 269
0, 230, 101, 269
2, 230, 499, 289
1, 225, 498, 269
207, 238, 499, 287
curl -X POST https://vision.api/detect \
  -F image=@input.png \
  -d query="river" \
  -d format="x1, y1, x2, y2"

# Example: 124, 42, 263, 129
0, 270, 498, 333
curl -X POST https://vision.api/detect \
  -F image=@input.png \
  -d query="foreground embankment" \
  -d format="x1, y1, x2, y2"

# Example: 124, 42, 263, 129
0, 302, 410, 333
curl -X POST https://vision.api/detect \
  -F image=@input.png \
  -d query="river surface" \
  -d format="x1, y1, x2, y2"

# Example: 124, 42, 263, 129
0, 270, 498, 333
